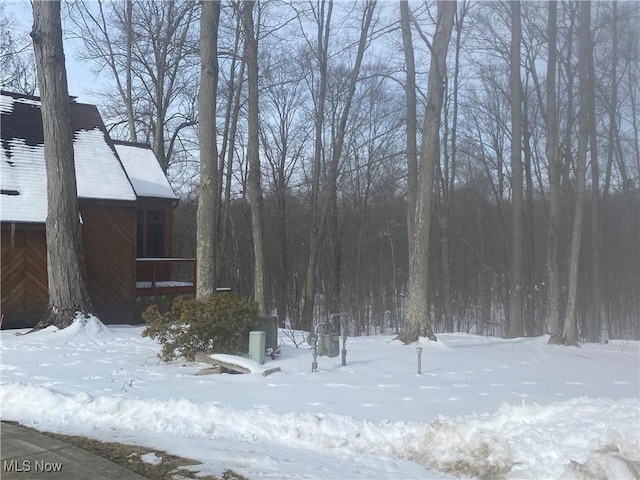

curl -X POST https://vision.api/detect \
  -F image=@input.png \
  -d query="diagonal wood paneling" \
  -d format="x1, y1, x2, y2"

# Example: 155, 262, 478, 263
25, 229, 48, 310
3, 204, 136, 315
2, 227, 47, 312
81, 204, 136, 305
2, 228, 26, 311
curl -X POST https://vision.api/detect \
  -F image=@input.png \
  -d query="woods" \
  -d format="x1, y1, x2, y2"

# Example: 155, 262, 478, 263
9, 1, 638, 340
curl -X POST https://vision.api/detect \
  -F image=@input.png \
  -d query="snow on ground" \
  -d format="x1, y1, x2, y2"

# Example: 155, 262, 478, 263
1, 317, 638, 479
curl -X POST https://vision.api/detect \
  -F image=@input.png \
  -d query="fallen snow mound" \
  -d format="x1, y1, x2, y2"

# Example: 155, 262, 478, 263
1, 384, 637, 479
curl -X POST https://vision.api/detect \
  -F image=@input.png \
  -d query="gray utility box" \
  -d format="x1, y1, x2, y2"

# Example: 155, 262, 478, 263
318, 333, 340, 358
259, 316, 278, 352
249, 330, 266, 364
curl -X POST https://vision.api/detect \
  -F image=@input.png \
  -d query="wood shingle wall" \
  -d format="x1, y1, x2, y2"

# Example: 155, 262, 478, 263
1, 202, 137, 327
1, 226, 48, 313
81, 203, 137, 306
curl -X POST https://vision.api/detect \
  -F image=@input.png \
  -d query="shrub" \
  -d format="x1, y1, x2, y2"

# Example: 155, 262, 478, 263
142, 293, 261, 362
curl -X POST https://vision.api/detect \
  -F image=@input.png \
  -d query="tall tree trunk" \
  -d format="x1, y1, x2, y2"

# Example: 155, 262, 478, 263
243, 0, 266, 314
547, 1, 563, 344
31, 0, 93, 329
301, 0, 332, 331
522, 95, 536, 336
218, 27, 245, 284
506, 0, 524, 339
562, 1, 592, 346
601, 1, 619, 339
400, 0, 417, 251
125, 0, 136, 142
399, 0, 455, 344
435, 100, 451, 332
326, 1, 376, 315
196, 0, 221, 299
587, 3, 600, 343
276, 152, 288, 327
438, 1, 467, 334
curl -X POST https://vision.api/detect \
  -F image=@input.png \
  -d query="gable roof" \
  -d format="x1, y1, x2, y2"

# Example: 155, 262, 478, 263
113, 141, 177, 201
1, 91, 138, 223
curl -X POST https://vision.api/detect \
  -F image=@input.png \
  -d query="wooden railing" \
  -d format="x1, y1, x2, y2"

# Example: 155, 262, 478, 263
136, 258, 196, 297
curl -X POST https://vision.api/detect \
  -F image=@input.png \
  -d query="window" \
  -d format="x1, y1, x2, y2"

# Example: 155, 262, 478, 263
137, 210, 165, 258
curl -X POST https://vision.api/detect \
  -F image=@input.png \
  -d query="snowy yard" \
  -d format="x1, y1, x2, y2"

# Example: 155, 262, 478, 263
1, 318, 638, 479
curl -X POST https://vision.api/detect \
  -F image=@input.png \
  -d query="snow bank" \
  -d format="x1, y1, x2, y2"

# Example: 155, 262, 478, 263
1, 384, 636, 479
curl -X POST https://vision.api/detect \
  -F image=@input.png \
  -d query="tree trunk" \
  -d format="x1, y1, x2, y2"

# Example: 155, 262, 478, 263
125, 0, 136, 142
399, 0, 455, 344
196, 0, 221, 300
31, 0, 93, 330
400, 0, 417, 251
326, 1, 376, 315
506, 0, 524, 339
243, 0, 266, 314
587, 2, 600, 343
218, 23, 244, 283
522, 94, 536, 336
301, 0, 332, 331
588, 129, 601, 342
546, 1, 563, 344
437, 1, 467, 334
561, 1, 592, 346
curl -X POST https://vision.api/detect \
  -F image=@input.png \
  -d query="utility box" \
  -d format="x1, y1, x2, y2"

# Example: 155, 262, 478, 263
318, 333, 340, 357
259, 316, 278, 352
249, 330, 266, 364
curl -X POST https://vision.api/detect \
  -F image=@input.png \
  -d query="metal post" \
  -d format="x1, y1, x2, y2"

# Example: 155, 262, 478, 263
312, 345, 318, 372
341, 335, 347, 366
417, 345, 422, 375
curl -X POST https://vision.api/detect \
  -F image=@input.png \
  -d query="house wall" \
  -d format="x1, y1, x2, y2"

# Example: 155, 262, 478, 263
81, 202, 137, 307
0, 202, 137, 328
1, 225, 49, 314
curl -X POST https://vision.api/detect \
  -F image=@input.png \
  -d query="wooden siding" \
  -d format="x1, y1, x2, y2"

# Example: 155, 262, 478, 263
1, 203, 136, 318
1, 200, 182, 329
80, 203, 137, 305
1, 226, 48, 313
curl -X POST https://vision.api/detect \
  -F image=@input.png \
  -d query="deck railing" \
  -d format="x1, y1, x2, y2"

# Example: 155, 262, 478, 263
136, 258, 196, 297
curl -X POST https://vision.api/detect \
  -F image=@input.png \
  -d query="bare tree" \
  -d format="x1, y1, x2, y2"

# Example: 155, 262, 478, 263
259, 49, 310, 326
587, 2, 600, 343
243, 0, 266, 314
325, 1, 377, 315
300, 0, 332, 331
400, 0, 455, 343
400, 0, 417, 250
546, 1, 563, 344
556, 1, 593, 346
68, 0, 199, 172
506, 0, 524, 338
30, 0, 93, 329
196, 0, 221, 299
435, 1, 470, 333
1, 4, 37, 94
217, 9, 245, 284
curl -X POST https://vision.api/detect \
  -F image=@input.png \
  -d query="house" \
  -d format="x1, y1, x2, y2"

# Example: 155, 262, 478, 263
0, 90, 193, 329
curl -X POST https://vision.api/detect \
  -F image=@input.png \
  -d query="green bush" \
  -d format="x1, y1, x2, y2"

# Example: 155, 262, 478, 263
142, 293, 261, 362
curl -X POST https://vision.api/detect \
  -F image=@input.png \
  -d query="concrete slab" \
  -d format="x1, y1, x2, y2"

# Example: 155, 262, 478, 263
1, 422, 147, 479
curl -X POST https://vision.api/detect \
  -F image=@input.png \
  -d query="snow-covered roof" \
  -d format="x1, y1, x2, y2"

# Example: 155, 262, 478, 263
1, 92, 178, 223
114, 141, 177, 201
1, 91, 137, 223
